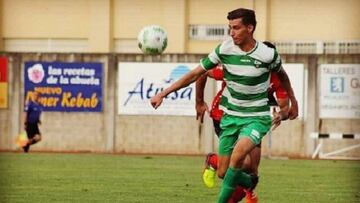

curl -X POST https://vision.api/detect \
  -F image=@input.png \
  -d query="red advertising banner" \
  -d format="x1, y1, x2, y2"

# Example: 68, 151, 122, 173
0, 57, 7, 82
0, 56, 8, 108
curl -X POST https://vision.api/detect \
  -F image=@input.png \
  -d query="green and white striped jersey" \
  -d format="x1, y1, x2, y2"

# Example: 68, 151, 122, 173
200, 39, 282, 117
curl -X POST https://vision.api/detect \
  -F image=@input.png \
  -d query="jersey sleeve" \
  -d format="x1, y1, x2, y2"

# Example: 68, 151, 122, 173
200, 44, 221, 71
211, 67, 224, 81
275, 86, 288, 99
269, 49, 282, 72
271, 73, 288, 99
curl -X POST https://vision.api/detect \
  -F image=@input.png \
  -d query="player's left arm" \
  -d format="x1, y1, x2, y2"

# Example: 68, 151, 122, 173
275, 67, 298, 120
272, 97, 290, 130
278, 98, 290, 120
23, 102, 30, 130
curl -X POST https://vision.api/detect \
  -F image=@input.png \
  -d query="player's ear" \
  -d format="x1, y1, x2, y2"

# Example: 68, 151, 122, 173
247, 24, 254, 33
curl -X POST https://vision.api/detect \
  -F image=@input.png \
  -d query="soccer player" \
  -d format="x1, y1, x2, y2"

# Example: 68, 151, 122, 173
23, 91, 43, 153
196, 53, 291, 203
150, 8, 298, 203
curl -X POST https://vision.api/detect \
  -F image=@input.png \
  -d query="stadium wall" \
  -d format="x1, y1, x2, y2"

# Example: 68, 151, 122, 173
1, 0, 359, 53
0, 0, 359, 158
0, 54, 112, 152
1, 53, 359, 159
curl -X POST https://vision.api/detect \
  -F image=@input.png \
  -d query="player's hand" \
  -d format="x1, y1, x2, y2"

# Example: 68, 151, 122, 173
288, 99, 298, 120
272, 107, 282, 131
196, 101, 209, 123
150, 94, 164, 109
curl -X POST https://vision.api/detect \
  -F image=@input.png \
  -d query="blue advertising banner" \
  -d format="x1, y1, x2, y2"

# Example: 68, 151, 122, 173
24, 62, 103, 112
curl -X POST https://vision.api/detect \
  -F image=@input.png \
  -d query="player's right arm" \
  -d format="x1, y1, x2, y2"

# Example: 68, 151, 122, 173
195, 72, 209, 123
150, 66, 207, 109
151, 45, 221, 109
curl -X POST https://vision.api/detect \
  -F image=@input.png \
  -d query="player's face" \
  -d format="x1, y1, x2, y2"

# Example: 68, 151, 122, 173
229, 18, 253, 45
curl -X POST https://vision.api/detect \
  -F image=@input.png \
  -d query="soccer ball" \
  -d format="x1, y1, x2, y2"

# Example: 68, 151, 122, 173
137, 25, 167, 54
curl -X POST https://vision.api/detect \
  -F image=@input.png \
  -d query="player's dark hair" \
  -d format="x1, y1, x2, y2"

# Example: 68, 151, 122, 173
227, 8, 257, 32
263, 41, 276, 49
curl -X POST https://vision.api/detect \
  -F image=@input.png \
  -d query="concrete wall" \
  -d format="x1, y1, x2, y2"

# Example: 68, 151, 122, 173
269, 0, 360, 41
2, 0, 89, 38
2, 0, 112, 52
0, 54, 20, 150
186, 0, 254, 53
1, 53, 359, 159
1, 0, 359, 53
113, 0, 187, 53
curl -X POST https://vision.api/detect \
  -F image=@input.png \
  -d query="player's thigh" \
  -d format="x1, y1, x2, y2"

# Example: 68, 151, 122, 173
218, 132, 238, 157
217, 134, 237, 178
33, 124, 41, 141
218, 114, 241, 156
25, 123, 37, 139
217, 121, 238, 178
239, 116, 271, 146
230, 137, 256, 168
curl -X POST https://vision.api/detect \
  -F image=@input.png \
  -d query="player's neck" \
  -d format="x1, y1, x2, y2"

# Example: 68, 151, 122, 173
239, 38, 256, 53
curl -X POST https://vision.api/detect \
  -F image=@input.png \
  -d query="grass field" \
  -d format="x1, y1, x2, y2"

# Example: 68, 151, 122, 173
0, 152, 359, 203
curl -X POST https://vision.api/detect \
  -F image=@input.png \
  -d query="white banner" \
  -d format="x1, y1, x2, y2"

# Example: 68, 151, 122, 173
118, 62, 198, 116
319, 64, 360, 119
283, 64, 306, 119
118, 62, 306, 117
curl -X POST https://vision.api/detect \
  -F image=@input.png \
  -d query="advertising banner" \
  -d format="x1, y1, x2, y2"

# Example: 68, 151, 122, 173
282, 64, 306, 119
319, 64, 360, 119
118, 62, 197, 116
118, 62, 306, 117
0, 57, 8, 108
24, 62, 103, 112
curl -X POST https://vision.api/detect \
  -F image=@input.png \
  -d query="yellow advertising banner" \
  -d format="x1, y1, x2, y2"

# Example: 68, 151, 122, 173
0, 83, 7, 108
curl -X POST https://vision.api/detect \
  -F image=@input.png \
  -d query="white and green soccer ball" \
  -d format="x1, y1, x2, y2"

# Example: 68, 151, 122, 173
137, 25, 167, 54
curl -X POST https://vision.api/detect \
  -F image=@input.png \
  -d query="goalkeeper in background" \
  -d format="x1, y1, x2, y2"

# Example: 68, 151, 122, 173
22, 91, 43, 153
